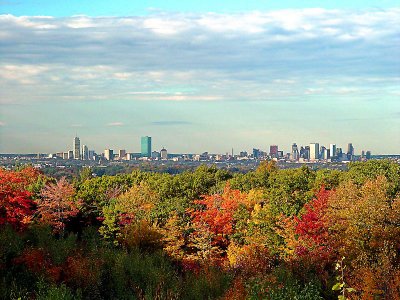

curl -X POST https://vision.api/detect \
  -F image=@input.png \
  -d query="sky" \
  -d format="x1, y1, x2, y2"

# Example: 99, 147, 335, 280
0, 1, 399, 154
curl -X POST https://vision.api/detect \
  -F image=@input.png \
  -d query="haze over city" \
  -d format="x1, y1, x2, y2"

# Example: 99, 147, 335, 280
0, 0, 399, 154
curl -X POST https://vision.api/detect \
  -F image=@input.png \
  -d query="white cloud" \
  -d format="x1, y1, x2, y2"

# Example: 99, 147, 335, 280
107, 122, 124, 126
0, 64, 49, 84
0, 9, 398, 104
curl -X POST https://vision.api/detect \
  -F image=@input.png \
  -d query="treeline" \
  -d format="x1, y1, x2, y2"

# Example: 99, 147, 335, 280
0, 160, 399, 299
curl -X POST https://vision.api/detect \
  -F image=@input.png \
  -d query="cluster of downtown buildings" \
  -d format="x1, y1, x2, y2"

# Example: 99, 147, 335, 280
53, 136, 164, 161
50, 136, 372, 163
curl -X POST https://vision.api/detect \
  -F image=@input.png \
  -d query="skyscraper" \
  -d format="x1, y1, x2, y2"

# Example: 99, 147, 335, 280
323, 148, 330, 160
309, 143, 319, 160
104, 149, 113, 161
73, 136, 80, 160
141, 136, 152, 158
253, 148, 260, 159
347, 143, 354, 160
329, 144, 337, 158
320, 146, 327, 159
291, 143, 299, 161
269, 145, 278, 158
119, 149, 126, 160
82, 145, 89, 160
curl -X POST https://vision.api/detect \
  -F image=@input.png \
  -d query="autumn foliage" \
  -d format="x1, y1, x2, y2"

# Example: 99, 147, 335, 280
37, 177, 80, 233
1, 161, 400, 299
0, 167, 39, 229
190, 184, 248, 248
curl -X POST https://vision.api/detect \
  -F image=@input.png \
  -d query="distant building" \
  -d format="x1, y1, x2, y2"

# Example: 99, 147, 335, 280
320, 146, 327, 159
324, 148, 330, 160
253, 148, 260, 159
119, 149, 126, 160
141, 136, 152, 158
73, 136, 81, 159
291, 143, 299, 161
269, 145, 278, 158
336, 147, 343, 158
215, 154, 224, 161
82, 145, 89, 160
151, 151, 160, 159
160, 148, 168, 160
366, 151, 372, 159
239, 151, 248, 158
309, 143, 319, 161
68, 150, 74, 159
329, 144, 337, 158
88, 150, 95, 160
63, 152, 69, 160
347, 143, 354, 160
104, 149, 113, 161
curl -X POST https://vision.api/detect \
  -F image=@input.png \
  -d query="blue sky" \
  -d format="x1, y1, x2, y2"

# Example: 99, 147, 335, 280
1, 0, 399, 16
0, 1, 399, 154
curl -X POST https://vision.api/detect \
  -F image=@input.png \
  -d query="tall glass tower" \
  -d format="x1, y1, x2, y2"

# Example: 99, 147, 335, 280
141, 136, 152, 158
309, 143, 319, 161
73, 136, 81, 160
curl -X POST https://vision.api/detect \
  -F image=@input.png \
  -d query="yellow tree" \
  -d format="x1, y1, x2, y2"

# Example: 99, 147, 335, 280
327, 176, 400, 299
99, 182, 161, 249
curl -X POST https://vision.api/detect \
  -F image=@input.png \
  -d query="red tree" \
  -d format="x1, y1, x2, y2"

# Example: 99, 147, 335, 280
284, 186, 335, 274
0, 167, 38, 229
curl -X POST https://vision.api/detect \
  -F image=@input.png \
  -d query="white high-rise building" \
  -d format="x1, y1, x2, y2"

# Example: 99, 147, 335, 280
324, 148, 330, 160
73, 137, 80, 159
309, 143, 319, 160
330, 144, 337, 158
82, 145, 89, 160
104, 149, 113, 161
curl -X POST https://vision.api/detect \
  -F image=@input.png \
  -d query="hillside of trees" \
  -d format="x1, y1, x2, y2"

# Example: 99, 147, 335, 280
1, 160, 399, 299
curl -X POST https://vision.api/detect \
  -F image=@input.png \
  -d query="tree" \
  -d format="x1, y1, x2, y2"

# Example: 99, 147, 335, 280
99, 182, 160, 246
188, 184, 249, 263
266, 166, 316, 216
38, 177, 80, 233
327, 176, 400, 298
0, 167, 38, 230
279, 186, 335, 279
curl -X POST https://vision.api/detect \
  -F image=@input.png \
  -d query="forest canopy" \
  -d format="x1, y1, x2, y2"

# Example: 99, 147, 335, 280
1, 160, 399, 299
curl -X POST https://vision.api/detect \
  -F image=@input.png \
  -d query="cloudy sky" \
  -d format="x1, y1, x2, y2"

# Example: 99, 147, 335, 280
0, 1, 399, 154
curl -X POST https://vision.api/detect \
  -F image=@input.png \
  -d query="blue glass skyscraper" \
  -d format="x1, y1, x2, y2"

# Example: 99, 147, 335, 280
141, 136, 152, 158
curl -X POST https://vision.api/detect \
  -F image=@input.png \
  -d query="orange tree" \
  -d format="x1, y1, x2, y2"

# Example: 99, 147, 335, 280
187, 183, 249, 264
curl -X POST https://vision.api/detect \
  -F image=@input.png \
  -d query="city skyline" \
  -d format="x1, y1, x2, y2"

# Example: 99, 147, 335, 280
36, 135, 371, 158
0, 132, 391, 155
31, 135, 369, 163
0, 1, 399, 154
